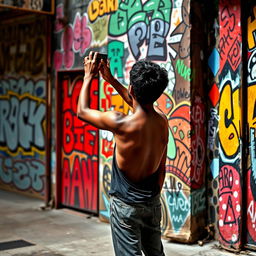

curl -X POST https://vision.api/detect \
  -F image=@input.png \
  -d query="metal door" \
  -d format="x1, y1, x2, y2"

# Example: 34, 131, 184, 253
57, 71, 99, 213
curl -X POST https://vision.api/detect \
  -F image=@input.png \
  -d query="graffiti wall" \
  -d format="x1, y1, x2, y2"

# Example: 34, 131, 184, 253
93, 0, 207, 242
0, 15, 48, 198
217, 0, 242, 250
58, 72, 99, 212
206, 0, 243, 250
246, 3, 256, 249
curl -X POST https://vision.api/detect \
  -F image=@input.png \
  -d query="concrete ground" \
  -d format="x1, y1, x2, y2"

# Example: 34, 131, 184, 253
0, 190, 254, 256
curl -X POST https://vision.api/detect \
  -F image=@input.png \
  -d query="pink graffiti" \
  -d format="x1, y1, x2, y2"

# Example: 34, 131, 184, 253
53, 25, 75, 70
62, 25, 75, 69
55, 4, 65, 32
73, 13, 92, 55
53, 50, 63, 70
218, 165, 241, 245
53, 12, 92, 70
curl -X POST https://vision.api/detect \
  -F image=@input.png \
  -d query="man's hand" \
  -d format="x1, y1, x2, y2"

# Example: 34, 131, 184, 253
83, 51, 101, 78
99, 59, 133, 107
99, 60, 115, 84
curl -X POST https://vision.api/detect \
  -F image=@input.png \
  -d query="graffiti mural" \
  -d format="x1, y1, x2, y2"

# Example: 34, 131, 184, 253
0, 15, 47, 197
59, 73, 99, 212
96, 0, 206, 243
108, 0, 171, 61
247, 4, 256, 248
216, 0, 243, 250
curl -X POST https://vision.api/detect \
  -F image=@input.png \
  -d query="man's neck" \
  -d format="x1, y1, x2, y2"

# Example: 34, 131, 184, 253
133, 101, 154, 114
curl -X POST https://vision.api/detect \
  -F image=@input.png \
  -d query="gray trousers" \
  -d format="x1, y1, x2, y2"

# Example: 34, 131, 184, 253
110, 195, 165, 256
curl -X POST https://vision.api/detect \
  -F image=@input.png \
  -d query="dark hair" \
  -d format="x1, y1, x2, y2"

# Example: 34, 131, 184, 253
129, 60, 168, 104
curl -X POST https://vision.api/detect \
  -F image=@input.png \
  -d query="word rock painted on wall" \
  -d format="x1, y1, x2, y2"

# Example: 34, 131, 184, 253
88, 0, 118, 22
0, 91, 46, 156
109, 0, 172, 60
0, 156, 45, 192
218, 164, 241, 244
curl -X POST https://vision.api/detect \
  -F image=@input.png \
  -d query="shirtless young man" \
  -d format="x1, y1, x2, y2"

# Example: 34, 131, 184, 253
77, 51, 169, 256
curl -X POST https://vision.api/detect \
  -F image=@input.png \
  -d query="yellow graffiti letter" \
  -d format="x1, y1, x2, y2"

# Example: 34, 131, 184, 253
107, 0, 118, 13
99, 0, 106, 16
88, 0, 99, 23
219, 83, 240, 157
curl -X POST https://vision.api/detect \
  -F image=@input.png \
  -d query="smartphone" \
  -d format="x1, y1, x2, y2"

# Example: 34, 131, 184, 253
96, 53, 108, 62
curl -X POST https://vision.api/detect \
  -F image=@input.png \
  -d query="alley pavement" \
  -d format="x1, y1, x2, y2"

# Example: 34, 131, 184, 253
0, 190, 254, 256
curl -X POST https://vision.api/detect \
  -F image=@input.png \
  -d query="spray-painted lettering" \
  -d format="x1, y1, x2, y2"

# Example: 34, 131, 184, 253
88, 0, 118, 22
0, 92, 45, 155
0, 156, 44, 192
109, 0, 171, 60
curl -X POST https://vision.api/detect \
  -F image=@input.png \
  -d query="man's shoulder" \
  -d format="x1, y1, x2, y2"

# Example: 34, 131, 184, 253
154, 106, 168, 122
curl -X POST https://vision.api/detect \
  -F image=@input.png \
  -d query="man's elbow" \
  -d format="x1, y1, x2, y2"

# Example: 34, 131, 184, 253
77, 105, 82, 118
77, 106, 88, 120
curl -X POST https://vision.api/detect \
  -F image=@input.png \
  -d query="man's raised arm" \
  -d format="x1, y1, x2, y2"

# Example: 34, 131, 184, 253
100, 60, 133, 107
77, 51, 125, 132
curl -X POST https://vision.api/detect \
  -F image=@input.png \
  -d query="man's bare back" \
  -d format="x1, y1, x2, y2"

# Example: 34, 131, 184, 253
77, 51, 169, 188
114, 105, 168, 183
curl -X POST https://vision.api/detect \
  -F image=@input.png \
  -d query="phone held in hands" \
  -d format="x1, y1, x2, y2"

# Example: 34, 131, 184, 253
96, 53, 108, 62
